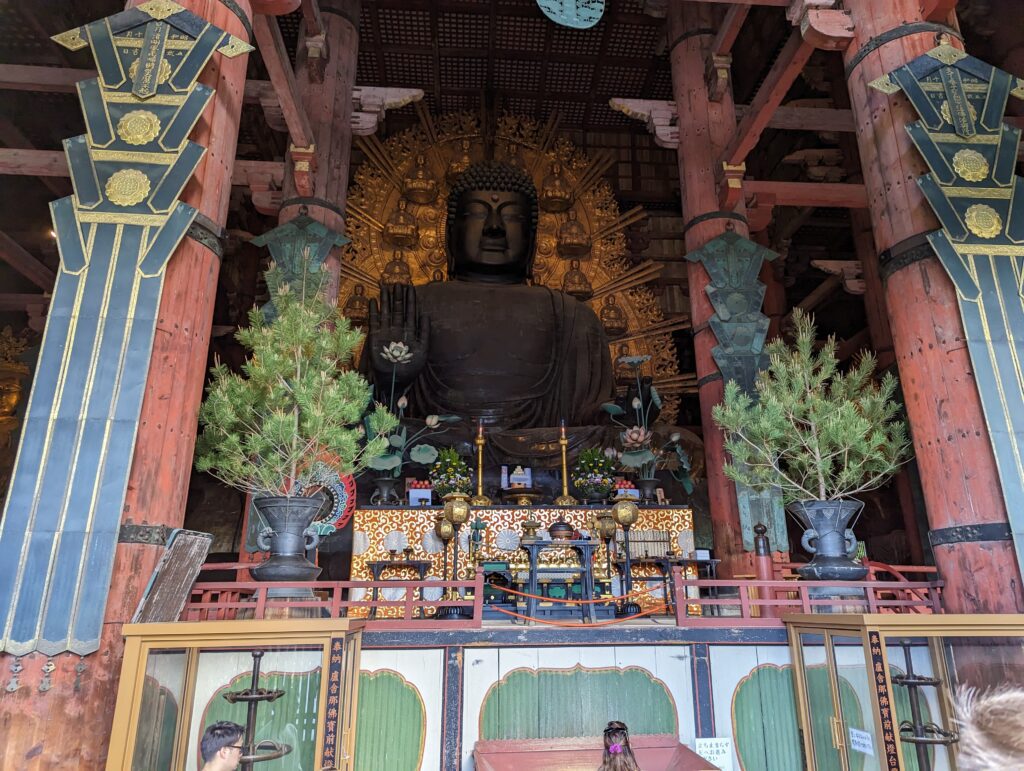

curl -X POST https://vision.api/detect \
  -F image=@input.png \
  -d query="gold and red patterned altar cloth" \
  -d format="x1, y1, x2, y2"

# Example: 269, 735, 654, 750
349, 505, 694, 590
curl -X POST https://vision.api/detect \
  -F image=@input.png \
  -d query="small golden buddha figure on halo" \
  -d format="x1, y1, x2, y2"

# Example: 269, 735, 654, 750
446, 139, 473, 184
600, 294, 628, 338
556, 209, 591, 258
431, 269, 445, 283
561, 259, 593, 301
614, 344, 634, 383
403, 153, 439, 205
383, 198, 419, 248
381, 251, 414, 285
539, 161, 573, 212
503, 141, 526, 170
342, 283, 371, 329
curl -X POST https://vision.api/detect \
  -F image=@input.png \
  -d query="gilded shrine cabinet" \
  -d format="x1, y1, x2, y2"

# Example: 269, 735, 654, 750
784, 614, 1024, 771
106, 620, 363, 771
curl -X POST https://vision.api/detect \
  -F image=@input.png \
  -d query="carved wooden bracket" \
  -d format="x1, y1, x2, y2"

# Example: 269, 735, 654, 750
608, 98, 678, 149
795, 6, 855, 51
719, 162, 747, 211
290, 143, 317, 197
811, 259, 866, 295
351, 86, 424, 136
705, 54, 732, 103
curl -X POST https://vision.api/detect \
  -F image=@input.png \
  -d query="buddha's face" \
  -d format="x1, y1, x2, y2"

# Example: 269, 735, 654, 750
451, 189, 531, 275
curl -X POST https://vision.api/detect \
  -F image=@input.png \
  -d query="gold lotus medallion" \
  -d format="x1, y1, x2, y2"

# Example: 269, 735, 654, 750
940, 99, 977, 126
128, 57, 173, 85
964, 204, 1003, 239
117, 110, 162, 146
105, 169, 152, 207
952, 149, 989, 182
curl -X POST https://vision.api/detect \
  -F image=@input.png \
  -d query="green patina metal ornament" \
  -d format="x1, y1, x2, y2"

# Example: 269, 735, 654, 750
686, 231, 787, 552
536, 0, 605, 30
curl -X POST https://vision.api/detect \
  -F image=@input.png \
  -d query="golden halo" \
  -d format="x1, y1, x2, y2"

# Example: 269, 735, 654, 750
344, 111, 681, 422
964, 204, 1002, 239
952, 149, 989, 182
105, 169, 151, 207
116, 110, 162, 146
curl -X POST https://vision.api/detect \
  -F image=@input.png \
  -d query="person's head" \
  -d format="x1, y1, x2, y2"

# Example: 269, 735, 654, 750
956, 686, 1024, 769
200, 721, 244, 769
599, 721, 640, 771
446, 161, 538, 283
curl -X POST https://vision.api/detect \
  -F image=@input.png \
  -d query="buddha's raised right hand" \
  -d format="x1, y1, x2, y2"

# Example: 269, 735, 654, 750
367, 283, 430, 383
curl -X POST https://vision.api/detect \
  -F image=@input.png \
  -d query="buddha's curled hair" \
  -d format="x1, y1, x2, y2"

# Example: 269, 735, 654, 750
445, 161, 539, 279
956, 686, 1024, 769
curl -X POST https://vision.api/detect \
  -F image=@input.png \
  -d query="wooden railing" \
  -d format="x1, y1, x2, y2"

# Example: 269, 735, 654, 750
182, 567, 485, 630
180, 563, 944, 629
670, 566, 944, 628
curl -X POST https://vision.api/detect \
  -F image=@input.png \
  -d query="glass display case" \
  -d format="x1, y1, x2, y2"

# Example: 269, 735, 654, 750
106, 619, 363, 771
784, 614, 1024, 771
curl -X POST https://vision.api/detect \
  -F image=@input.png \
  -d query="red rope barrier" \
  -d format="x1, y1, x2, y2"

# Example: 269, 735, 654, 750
488, 604, 670, 627
485, 581, 662, 605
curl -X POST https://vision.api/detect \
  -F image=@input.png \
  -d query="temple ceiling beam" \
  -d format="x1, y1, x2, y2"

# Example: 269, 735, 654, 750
0, 293, 48, 313
0, 230, 54, 290
253, 14, 315, 149
710, 6, 750, 58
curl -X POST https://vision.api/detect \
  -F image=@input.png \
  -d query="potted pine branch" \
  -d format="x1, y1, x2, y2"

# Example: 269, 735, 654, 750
712, 310, 911, 581
195, 248, 396, 583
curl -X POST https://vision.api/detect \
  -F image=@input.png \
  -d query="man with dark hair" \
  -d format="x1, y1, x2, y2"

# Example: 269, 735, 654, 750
200, 721, 244, 771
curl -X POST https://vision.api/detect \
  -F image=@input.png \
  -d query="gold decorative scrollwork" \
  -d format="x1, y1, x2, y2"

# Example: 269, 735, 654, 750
344, 112, 681, 421
116, 110, 162, 146
951, 149, 989, 182
964, 203, 1003, 239
105, 169, 151, 207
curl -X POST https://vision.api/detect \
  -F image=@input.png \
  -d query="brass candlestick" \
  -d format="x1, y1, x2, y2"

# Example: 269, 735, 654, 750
470, 433, 492, 505
553, 433, 577, 506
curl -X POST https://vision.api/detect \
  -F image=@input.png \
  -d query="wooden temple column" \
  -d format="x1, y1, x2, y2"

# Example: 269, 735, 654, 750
277, 0, 360, 304
842, 0, 1024, 611
668, 2, 751, 577
0, 2, 254, 767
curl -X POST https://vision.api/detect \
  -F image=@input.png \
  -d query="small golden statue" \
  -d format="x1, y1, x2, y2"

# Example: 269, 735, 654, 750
600, 295, 628, 338
342, 283, 371, 329
446, 139, 473, 184
381, 251, 413, 285
556, 209, 591, 258
383, 198, 419, 248
503, 141, 526, 170
539, 161, 573, 212
403, 153, 438, 205
561, 259, 593, 301
614, 344, 634, 383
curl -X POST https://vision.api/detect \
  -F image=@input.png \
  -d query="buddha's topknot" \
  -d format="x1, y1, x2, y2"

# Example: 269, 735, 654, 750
446, 161, 539, 279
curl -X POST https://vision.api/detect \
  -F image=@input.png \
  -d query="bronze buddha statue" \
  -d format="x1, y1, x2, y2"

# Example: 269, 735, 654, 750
365, 161, 614, 440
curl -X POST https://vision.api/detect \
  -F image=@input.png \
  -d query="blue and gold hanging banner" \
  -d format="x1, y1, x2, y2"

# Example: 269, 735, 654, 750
685, 232, 787, 552
0, 1, 251, 656
872, 45, 1024, 573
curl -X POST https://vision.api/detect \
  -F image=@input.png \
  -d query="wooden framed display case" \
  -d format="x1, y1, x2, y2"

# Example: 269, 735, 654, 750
784, 614, 1024, 771
106, 619, 363, 771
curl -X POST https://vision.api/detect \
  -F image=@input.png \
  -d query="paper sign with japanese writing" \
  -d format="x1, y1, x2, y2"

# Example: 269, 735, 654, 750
849, 727, 875, 756
695, 737, 734, 770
